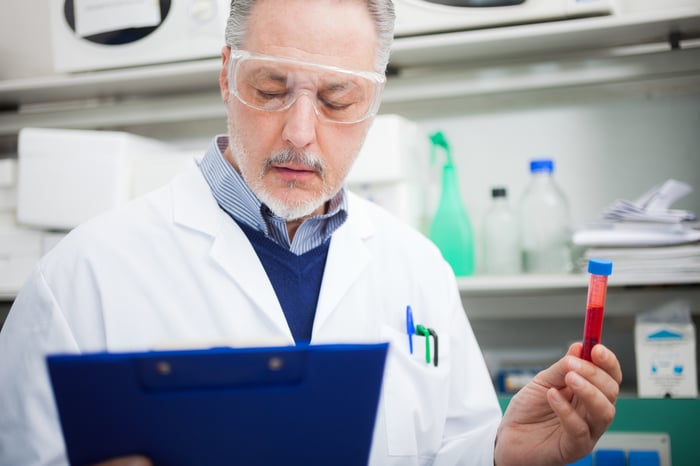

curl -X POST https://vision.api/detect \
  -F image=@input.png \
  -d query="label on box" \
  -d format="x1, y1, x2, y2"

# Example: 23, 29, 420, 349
635, 322, 698, 398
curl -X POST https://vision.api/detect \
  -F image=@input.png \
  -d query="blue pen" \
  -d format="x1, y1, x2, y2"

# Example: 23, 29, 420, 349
406, 305, 415, 354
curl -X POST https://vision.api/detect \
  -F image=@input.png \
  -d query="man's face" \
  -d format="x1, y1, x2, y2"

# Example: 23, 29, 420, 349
219, 0, 380, 221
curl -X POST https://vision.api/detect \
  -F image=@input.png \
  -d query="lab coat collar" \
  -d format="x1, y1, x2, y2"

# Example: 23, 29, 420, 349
171, 165, 293, 342
169, 166, 377, 342
313, 192, 374, 334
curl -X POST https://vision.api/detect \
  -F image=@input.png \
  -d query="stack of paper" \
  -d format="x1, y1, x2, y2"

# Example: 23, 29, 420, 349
579, 243, 700, 280
573, 180, 700, 279
601, 179, 696, 224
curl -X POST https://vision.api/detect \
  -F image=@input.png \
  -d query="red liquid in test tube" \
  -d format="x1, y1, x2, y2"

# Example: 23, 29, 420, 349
582, 258, 613, 361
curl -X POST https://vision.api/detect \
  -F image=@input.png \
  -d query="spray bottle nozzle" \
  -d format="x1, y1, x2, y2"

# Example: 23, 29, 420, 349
429, 131, 454, 168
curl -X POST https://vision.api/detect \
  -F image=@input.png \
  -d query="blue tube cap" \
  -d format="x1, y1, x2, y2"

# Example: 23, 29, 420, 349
588, 258, 613, 276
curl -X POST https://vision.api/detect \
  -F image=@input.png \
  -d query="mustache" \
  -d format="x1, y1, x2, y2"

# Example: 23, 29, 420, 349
263, 148, 325, 174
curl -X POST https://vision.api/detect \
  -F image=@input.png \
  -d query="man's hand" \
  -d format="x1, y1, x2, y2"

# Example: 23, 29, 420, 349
494, 342, 622, 466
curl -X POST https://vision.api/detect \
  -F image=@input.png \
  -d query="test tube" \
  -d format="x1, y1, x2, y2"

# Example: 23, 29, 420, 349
581, 258, 613, 361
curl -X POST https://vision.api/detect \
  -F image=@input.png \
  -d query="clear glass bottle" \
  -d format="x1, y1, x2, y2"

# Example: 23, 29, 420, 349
519, 159, 573, 274
482, 186, 521, 275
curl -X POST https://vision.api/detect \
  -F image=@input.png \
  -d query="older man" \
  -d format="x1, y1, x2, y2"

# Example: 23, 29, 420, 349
0, 1, 621, 465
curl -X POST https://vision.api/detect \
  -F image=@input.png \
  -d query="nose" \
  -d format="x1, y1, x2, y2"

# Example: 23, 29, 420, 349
281, 92, 318, 149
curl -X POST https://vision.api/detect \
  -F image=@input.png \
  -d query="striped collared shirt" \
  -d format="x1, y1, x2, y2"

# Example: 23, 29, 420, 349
198, 136, 348, 255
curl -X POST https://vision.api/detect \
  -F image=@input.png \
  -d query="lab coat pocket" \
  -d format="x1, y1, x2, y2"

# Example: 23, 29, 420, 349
380, 324, 450, 459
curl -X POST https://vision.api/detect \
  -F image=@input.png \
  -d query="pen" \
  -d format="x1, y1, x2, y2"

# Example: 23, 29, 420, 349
406, 305, 414, 354
415, 325, 438, 367
428, 328, 439, 367
416, 325, 430, 363
582, 258, 613, 361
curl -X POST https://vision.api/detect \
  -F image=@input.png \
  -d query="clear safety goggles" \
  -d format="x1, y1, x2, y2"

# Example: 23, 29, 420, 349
228, 49, 386, 124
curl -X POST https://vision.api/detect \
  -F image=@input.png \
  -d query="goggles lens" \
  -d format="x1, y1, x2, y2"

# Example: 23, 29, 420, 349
228, 50, 385, 124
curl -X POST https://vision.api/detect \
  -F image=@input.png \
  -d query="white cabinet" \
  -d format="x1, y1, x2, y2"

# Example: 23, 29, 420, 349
0, 7, 699, 304
1, 8, 699, 135
0, 7, 699, 394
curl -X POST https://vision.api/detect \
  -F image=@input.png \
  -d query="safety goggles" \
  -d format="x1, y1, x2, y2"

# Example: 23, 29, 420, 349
228, 49, 386, 124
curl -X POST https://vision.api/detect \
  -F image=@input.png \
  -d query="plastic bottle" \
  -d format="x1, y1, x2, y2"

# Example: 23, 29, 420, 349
482, 186, 521, 275
519, 158, 573, 274
428, 131, 475, 277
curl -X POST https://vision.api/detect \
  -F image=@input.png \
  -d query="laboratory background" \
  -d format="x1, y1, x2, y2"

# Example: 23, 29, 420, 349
1, 0, 700, 464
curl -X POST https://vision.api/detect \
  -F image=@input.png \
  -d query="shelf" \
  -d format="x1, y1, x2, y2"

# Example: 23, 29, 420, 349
458, 273, 700, 294
3, 272, 698, 303
382, 46, 700, 106
389, 7, 700, 68
0, 8, 699, 137
457, 274, 700, 320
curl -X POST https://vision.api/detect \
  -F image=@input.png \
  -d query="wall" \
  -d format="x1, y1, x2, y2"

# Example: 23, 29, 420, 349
415, 91, 700, 271
119, 88, 700, 273
1, 0, 698, 396
0, 0, 53, 81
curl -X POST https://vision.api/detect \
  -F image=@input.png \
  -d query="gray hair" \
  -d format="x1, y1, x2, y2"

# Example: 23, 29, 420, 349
224, 0, 396, 73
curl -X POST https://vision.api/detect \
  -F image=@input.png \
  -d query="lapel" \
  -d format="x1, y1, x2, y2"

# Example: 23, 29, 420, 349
170, 166, 292, 340
313, 192, 374, 333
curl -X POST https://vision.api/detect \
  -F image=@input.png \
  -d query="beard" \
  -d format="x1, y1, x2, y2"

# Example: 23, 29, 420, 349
228, 130, 336, 221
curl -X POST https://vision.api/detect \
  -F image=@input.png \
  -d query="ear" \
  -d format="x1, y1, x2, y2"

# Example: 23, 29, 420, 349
219, 46, 232, 102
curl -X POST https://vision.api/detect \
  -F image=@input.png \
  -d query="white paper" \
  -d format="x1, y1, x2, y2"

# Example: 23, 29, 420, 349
601, 179, 696, 223
573, 226, 700, 247
74, 0, 161, 37
637, 179, 693, 212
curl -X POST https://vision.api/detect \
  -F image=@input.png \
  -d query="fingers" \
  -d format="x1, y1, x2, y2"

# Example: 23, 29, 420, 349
548, 343, 621, 434
563, 344, 621, 404
554, 353, 619, 438
592, 344, 623, 385
546, 386, 591, 446
547, 372, 617, 448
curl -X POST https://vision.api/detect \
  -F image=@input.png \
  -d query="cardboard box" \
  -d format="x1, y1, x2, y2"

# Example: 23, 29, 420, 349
16, 128, 191, 230
635, 307, 698, 398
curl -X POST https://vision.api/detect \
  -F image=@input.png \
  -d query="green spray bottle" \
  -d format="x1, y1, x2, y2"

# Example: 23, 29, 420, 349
428, 131, 475, 276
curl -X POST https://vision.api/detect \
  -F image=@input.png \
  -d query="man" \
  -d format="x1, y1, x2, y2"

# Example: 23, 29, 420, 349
0, 0, 621, 464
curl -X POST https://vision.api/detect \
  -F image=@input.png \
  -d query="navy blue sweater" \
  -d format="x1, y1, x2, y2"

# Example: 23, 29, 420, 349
236, 221, 330, 343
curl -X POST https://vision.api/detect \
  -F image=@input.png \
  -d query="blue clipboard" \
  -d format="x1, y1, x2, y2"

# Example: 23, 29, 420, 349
47, 343, 388, 466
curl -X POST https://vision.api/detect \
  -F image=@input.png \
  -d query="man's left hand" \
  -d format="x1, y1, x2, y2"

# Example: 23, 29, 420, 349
494, 342, 623, 466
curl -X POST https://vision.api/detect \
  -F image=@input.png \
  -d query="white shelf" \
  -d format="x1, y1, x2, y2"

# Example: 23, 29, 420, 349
0, 290, 18, 301
2, 274, 698, 303
382, 46, 700, 106
458, 273, 700, 294
457, 274, 700, 319
389, 7, 700, 68
0, 8, 699, 136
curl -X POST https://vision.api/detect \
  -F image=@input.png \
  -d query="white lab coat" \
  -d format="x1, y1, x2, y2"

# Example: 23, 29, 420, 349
0, 164, 501, 465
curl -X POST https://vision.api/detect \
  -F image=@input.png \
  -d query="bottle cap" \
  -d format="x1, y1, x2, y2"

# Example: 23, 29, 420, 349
491, 187, 507, 198
588, 258, 613, 276
530, 159, 554, 173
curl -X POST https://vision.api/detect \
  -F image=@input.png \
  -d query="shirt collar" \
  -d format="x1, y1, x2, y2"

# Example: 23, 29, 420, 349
198, 135, 348, 254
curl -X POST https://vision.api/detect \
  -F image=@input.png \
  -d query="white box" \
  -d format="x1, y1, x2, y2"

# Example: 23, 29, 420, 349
0, 158, 17, 212
16, 127, 170, 230
348, 115, 433, 232
635, 317, 698, 398
0, 228, 42, 294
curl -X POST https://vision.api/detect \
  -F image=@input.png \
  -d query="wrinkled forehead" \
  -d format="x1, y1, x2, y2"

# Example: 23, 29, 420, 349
242, 0, 378, 72
238, 55, 371, 83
